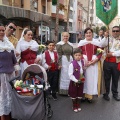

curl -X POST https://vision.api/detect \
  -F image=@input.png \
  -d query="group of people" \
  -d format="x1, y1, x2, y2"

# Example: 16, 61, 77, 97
0, 22, 39, 120
0, 21, 120, 120
68, 26, 120, 112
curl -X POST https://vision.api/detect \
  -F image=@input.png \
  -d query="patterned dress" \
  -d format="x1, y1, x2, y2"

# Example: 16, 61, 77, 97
0, 38, 16, 116
56, 41, 73, 95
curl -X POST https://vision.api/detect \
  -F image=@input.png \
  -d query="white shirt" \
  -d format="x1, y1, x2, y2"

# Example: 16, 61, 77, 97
42, 50, 55, 70
16, 40, 39, 53
100, 37, 120, 57
68, 60, 83, 82
16, 39, 42, 61
0, 37, 14, 52
98, 36, 103, 41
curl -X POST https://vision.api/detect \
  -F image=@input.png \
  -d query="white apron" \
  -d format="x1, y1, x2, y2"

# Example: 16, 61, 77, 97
83, 55, 98, 95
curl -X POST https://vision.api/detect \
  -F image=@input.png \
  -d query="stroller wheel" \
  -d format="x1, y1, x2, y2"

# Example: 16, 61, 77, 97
47, 109, 53, 118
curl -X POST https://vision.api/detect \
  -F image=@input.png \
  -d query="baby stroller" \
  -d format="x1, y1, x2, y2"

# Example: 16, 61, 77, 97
10, 64, 53, 120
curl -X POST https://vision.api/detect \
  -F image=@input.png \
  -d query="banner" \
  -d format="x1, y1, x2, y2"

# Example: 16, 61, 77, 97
96, 0, 118, 25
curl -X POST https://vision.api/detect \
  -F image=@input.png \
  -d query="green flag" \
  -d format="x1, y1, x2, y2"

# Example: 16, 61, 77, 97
96, 0, 118, 25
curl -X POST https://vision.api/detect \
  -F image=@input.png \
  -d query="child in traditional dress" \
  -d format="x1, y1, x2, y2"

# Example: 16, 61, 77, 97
68, 48, 85, 112
42, 41, 60, 100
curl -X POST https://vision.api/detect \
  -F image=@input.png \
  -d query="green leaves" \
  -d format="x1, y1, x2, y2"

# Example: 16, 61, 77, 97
52, 0, 57, 5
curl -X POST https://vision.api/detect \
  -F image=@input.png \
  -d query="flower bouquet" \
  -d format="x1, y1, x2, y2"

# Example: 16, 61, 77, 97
74, 73, 85, 86
37, 44, 46, 54
96, 48, 104, 56
78, 74, 85, 84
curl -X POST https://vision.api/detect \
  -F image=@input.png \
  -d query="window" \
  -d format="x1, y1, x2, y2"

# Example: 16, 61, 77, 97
90, 9, 94, 14
42, 6, 46, 14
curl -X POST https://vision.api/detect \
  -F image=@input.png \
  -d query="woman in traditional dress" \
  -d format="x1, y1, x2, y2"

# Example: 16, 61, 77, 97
56, 32, 73, 95
16, 28, 40, 77
0, 23, 17, 120
78, 27, 102, 102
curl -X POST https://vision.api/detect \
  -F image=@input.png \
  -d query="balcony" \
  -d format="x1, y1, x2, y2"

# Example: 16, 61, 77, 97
52, 0, 64, 5
70, 1, 73, 7
69, 26, 73, 31
51, 13, 64, 20
78, 15, 83, 21
77, 2, 83, 7
2, 0, 21, 7
69, 14, 73, 19
51, 5, 64, 20
0, 5, 51, 26
90, 16, 93, 21
83, 18, 87, 23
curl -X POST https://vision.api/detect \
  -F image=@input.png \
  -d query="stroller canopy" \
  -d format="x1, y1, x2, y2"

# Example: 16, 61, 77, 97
22, 64, 47, 83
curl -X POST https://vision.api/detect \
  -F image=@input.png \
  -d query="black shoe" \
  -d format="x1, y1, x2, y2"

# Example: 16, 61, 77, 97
52, 93, 57, 101
113, 95, 120, 101
103, 94, 110, 101
81, 98, 87, 102
87, 99, 92, 103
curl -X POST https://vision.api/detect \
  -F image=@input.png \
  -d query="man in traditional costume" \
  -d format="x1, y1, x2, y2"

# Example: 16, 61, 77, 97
101, 26, 120, 101
5, 21, 18, 48
42, 41, 59, 100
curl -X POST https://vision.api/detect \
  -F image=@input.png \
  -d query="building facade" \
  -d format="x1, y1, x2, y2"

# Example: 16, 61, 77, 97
0, 0, 52, 42
0, 0, 91, 43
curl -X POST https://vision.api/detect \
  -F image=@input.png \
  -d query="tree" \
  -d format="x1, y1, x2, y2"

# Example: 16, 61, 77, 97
101, 26, 107, 32
95, 26, 99, 35
52, 0, 57, 5
66, 0, 70, 32
55, 0, 59, 43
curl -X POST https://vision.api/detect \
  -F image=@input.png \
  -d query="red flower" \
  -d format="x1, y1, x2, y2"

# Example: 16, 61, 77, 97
81, 77, 85, 82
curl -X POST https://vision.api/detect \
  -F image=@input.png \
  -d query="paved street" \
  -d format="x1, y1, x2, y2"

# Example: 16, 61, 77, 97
49, 80, 120, 120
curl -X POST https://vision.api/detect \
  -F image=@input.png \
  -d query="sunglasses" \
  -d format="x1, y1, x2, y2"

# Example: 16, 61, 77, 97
112, 30, 119, 32
9, 26, 16, 31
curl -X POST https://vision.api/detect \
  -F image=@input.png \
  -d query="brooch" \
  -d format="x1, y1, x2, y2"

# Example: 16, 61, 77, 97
75, 68, 78, 71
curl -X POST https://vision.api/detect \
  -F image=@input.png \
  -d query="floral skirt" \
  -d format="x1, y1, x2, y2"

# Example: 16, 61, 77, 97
68, 81, 84, 99
0, 72, 15, 116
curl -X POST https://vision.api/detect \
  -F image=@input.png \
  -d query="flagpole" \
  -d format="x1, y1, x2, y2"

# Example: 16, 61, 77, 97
96, 0, 118, 53
107, 25, 109, 53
